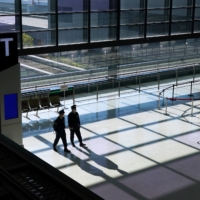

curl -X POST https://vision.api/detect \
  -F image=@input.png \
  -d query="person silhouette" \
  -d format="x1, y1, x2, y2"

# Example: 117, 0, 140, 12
68, 105, 86, 147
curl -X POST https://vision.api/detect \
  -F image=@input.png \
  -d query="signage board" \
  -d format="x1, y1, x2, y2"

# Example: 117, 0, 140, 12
60, 85, 68, 92
0, 33, 18, 72
4, 93, 18, 120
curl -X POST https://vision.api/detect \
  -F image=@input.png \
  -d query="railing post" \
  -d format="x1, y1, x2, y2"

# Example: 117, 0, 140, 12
35, 86, 37, 98
176, 68, 178, 86
135, 76, 137, 85
96, 83, 98, 101
139, 77, 141, 93
64, 82, 66, 109
188, 81, 194, 97
172, 84, 175, 99
163, 91, 165, 106
165, 98, 169, 115
157, 73, 160, 90
118, 81, 121, 97
73, 87, 75, 105
193, 66, 195, 82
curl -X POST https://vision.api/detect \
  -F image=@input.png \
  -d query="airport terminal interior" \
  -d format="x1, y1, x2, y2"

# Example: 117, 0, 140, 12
1, 0, 200, 200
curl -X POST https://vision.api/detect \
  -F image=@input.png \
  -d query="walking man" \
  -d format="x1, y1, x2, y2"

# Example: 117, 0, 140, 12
68, 105, 86, 147
53, 109, 71, 153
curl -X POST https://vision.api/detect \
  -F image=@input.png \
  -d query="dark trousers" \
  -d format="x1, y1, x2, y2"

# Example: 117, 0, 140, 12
70, 128, 83, 144
53, 130, 67, 148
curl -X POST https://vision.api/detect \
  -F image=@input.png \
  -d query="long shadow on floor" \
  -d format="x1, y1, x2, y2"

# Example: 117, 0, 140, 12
34, 135, 147, 200
76, 147, 128, 176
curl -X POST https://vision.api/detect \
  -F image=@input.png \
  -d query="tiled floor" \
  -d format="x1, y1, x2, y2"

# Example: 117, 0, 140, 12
23, 74, 200, 200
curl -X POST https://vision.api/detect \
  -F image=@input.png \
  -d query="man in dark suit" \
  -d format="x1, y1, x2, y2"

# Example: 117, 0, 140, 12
68, 105, 86, 147
53, 109, 71, 153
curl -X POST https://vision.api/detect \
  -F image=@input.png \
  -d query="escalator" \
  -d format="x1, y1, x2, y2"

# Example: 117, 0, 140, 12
0, 134, 104, 200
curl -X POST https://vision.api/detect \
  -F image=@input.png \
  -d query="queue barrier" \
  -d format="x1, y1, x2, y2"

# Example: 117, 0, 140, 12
164, 97, 198, 116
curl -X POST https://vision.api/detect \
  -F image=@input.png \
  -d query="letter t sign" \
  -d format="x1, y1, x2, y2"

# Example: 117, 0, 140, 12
0, 38, 13, 57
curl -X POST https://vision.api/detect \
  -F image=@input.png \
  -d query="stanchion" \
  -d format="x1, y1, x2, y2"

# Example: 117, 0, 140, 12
96, 84, 98, 101
165, 98, 169, 115
158, 93, 161, 110
73, 87, 75, 105
172, 85, 175, 99
118, 81, 121, 97
191, 97, 195, 117
188, 81, 194, 97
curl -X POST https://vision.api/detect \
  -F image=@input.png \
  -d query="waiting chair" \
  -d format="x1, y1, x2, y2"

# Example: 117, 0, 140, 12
49, 96, 63, 112
21, 100, 30, 119
40, 97, 51, 109
29, 99, 41, 118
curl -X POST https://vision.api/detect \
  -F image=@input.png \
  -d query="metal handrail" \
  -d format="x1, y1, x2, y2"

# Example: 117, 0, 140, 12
22, 61, 200, 92
159, 79, 200, 96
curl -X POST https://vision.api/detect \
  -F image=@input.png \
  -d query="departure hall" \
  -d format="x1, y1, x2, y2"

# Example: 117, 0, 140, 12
1, 1, 200, 200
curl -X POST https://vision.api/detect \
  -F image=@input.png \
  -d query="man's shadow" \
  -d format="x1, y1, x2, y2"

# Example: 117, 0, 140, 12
76, 147, 128, 176
65, 152, 105, 176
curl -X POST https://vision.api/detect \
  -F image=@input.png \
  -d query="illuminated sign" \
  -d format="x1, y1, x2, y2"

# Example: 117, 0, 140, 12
4, 93, 18, 120
0, 33, 18, 72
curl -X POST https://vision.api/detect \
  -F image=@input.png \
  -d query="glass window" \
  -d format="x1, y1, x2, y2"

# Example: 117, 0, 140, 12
121, 10, 145, 24
0, 0, 16, 15
91, 27, 116, 42
22, 0, 56, 14
59, 29, 88, 45
196, 0, 200, 6
22, 15, 56, 31
194, 21, 200, 32
91, 0, 117, 11
58, 0, 88, 12
120, 25, 144, 39
172, 0, 193, 7
147, 9, 170, 22
58, 13, 88, 29
172, 8, 193, 21
121, 0, 145, 9
0, 16, 20, 33
171, 22, 192, 34
148, 0, 170, 8
91, 12, 117, 26
23, 31, 56, 48
195, 8, 200, 19
147, 23, 169, 37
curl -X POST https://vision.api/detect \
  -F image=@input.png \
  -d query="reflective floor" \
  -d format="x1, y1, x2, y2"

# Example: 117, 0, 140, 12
23, 74, 200, 200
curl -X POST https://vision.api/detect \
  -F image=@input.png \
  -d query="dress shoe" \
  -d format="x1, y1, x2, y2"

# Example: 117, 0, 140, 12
64, 148, 71, 153
72, 143, 76, 147
53, 146, 57, 152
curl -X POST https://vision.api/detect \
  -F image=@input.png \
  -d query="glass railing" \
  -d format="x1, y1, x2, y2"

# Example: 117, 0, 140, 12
20, 38, 200, 89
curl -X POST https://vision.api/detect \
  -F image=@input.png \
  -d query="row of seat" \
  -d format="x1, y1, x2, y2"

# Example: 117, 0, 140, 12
21, 95, 63, 119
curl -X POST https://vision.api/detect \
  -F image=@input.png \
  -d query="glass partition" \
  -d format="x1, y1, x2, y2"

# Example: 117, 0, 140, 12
20, 38, 200, 88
